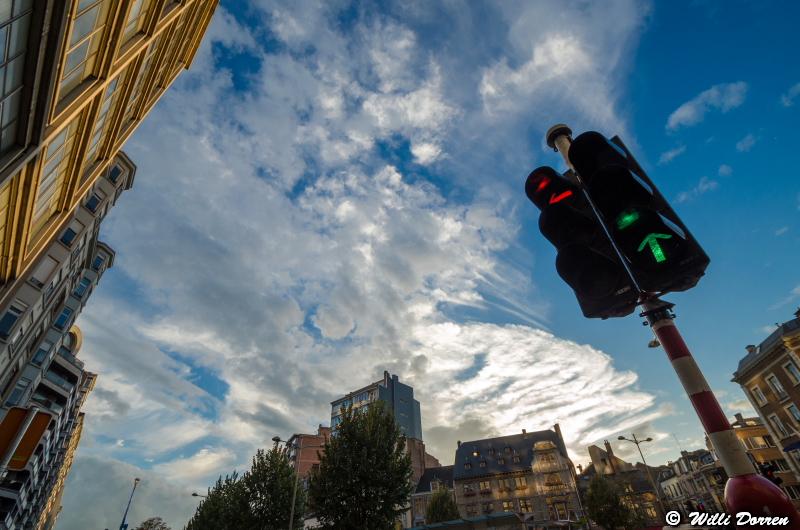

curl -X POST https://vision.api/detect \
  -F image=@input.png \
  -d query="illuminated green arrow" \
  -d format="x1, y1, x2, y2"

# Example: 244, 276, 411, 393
637, 233, 672, 263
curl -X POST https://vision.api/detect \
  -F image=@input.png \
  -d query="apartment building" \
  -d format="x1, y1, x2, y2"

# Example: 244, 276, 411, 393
453, 426, 582, 528
658, 449, 726, 515
0, 154, 134, 529
732, 309, 800, 489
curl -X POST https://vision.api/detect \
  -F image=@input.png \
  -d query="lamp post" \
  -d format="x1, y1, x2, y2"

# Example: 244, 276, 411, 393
191, 492, 207, 498
119, 477, 141, 530
617, 434, 665, 516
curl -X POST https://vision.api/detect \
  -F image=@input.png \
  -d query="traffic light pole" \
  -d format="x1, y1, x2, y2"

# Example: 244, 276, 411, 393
546, 124, 800, 526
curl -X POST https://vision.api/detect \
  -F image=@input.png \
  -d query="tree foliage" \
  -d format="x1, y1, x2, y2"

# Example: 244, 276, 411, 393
185, 447, 304, 530
584, 475, 643, 530
134, 517, 171, 530
425, 488, 460, 523
308, 400, 414, 529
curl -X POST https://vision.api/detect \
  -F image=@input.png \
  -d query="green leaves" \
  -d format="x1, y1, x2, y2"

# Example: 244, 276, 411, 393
425, 489, 459, 523
585, 475, 644, 530
307, 401, 414, 530
184, 448, 304, 530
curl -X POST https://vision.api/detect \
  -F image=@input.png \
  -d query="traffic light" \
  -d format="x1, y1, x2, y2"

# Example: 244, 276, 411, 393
525, 166, 638, 319
567, 131, 709, 293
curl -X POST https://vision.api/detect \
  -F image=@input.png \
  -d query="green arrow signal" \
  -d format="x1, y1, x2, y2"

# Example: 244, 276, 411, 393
637, 233, 672, 263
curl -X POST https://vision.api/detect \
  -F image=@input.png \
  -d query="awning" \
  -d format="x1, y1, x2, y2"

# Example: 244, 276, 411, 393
783, 440, 800, 452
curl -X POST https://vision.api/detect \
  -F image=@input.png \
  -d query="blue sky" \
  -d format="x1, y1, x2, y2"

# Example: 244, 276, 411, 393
56, 1, 800, 528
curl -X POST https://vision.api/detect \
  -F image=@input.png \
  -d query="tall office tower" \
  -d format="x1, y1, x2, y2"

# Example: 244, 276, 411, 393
0, 1, 218, 528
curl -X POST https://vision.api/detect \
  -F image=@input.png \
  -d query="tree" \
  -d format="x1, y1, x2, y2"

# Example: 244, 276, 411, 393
308, 400, 414, 529
242, 447, 306, 529
184, 447, 305, 530
425, 488, 460, 523
584, 475, 643, 530
134, 517, 171, 530
185, 472, 251, 530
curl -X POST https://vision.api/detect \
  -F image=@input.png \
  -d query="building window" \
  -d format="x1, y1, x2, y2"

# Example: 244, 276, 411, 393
0, 302, 25, 339
73, 277, 91, 299
482, 502, 493, 513
59, 0, 112, 100
745, 436, 769, 450
479, 460, 486, 468
32, 339, 54, 366
83, 71, 126, 172
465, 505, 477, 517
784, 361, 800, 385
512, 455, 521, 463
519, 499, 532, 513
91, 254, 105, 271
751, 385, 768, 406
463, 462, 471, 470
479, 480, 491, 491
554, 503, 568, 520
0, 1, 34, 155
54, 306, 73, 330
767, 375, 788, 400
60, 228, 77, 246
85, 192, 103, 212
785, 485, 800, 500
502, 500, 514, 512
788, 404, 800, 426
769, 414, 791, 438
4, 377, 31, 407
122, 0, 153, 44
463, 484, 473, 494
29, 256, 58, 289
515, 476, 527, 488
31, 116, 83, 239
764, 434, 775, 447
108, 164, 122, 183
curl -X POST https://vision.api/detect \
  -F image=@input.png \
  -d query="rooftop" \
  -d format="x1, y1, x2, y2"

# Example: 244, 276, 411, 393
734, 314, 800, 380
415, 465, 455, 494
453, 429, 566, 480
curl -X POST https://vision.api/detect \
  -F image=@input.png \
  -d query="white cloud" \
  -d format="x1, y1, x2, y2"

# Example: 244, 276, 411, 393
775, 226, 789, 236
658, 145, 686, 165
718, 164, 732, 176
781, 82, 800, 107
736, 133, 757, 152
57, 2, 663, 528
666, 81, 748, 130
675, 176, 719, 203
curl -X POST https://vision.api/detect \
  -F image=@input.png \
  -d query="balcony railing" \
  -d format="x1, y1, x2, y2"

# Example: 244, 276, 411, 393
44, 371, 74, 392
56, 349, 84, 370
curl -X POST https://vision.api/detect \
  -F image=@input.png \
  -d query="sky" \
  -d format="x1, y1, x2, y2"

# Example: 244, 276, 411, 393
55, 1, 800, 528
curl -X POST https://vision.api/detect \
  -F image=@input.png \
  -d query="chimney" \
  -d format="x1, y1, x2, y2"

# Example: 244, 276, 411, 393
603, 440, 617, 474
745, 345, 756, 354
554, 423, 563, 443
734, 413, 744, 423
522, 429, 526, 435
577, 464, 583, 474
457, 440, 461, 447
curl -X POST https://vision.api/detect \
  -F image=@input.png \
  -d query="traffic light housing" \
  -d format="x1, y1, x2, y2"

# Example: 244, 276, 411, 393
567, 131, 710, 294
525, 166, 638, 319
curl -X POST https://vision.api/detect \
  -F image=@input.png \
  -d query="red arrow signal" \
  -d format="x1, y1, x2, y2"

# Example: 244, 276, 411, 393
549, 190, 573, 204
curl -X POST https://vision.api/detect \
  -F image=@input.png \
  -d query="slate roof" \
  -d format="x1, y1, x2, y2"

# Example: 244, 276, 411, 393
452, 429, 566, 480
734, 317, 800, 379
415, 465, 455, 494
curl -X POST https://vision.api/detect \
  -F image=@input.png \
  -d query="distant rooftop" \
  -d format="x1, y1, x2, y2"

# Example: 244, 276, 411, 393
453, 429, 566, 480
415, 465, 454, 494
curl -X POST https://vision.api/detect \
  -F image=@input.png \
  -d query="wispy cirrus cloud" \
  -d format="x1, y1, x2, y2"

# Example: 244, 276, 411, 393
59, 2, 663, 528
781, 82, 800, 107
675, 176, 719, 203
666, 81, 747, 130
736, 133, 757, 152
658, 145, 686, 165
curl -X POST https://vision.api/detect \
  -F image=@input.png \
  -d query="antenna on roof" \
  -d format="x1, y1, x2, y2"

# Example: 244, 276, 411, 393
672, 433, 685, 453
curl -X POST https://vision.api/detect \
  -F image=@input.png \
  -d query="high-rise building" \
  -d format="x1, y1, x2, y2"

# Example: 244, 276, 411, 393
732, 309, 800, 489
0, 0, 217, 527
452, 426, 583, 526
0, 153, 134, 529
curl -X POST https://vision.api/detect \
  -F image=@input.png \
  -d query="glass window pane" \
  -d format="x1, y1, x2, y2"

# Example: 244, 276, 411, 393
0, 26, 7, 63
13, 0, 33, 16
78, 0, 97, 12
3, 53, 22, 94
70, 5, 99, 46
8, 12, 29, 57
0, 2, 11, 23
0, 119, 15, 151
1, 88, 18, 126
64, 38, 89, 75
60, 67, 83, 96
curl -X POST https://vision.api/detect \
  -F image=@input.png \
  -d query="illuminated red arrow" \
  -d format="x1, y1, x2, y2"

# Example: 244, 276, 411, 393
549, 190, 573, 204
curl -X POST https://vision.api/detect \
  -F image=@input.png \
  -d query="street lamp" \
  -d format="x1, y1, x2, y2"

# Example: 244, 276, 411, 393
191, 492, 207, 498
119, 477, 141, 530
617, 434, 666, 516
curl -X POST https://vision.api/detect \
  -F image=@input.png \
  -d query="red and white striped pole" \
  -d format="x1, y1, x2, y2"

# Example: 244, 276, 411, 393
643, 299, 800, 527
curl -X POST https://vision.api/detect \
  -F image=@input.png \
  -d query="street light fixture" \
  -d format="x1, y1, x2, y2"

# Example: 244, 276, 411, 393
191, 492, 207, 498
274, 435, 326, 530
118, 477, 141, 530
616, 434, 665, 517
